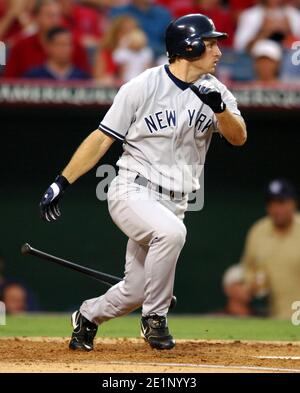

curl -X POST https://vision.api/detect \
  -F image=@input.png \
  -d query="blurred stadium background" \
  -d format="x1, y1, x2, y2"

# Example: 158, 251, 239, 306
0, 0, 300, 318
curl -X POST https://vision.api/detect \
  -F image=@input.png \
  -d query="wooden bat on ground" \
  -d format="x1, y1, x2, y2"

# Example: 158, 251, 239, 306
21, 243, 177, 310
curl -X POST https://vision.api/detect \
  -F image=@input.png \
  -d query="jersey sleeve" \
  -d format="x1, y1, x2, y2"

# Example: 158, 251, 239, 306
221, 87, 241, 116
99, 80, 142, 142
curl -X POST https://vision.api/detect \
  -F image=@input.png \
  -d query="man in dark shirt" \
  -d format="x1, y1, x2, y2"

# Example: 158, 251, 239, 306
24, 26, 90, 80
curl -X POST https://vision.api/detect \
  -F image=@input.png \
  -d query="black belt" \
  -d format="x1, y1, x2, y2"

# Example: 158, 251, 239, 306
134, 175, 185, 200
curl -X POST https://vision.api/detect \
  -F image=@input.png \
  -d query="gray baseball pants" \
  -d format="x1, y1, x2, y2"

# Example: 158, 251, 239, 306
80, 170, 188, 325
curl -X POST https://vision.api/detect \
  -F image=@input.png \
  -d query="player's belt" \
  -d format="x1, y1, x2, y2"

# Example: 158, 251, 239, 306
134, 175, 185, 200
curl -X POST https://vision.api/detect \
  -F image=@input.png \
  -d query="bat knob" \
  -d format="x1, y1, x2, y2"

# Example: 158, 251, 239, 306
21, 243, 32, 255
169, 295, 177, 311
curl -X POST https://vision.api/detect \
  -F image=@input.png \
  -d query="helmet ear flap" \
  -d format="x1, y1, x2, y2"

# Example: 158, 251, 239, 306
194, 39, 206, 57
184, 38, 206, 58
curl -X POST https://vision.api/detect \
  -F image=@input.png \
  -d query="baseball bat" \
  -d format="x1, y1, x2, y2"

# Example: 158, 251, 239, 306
21, 243, 177, 309
21, 243, 121, 287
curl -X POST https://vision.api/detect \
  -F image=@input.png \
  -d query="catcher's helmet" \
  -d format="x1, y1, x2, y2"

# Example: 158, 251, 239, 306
165, 14, 228, 59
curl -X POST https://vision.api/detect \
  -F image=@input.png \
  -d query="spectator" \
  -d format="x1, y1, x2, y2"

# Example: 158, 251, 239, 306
0, 253, 5, 289
60, 0, 104, 49
221, 265, 254, 316
0, 254, 40, 312
93, 15, 138, 83
82, 0, 130, 6
234, 0, 300, 52
280, 44, 300, 81
174, 0, 235, 47
241, 179, 300, 319
251, 39, 282, 83
228, 0, 256, 22
24, 27, 90, 80
80, 0, 130, 7
113, 28, 153, 82
0, 283, 28, 314
156, 0, 194, 17
289, 0, 300, 8
0, 0, 35, 45
4, 0, 89, 78
110, 0, 172, 58
80, 0, 100, 6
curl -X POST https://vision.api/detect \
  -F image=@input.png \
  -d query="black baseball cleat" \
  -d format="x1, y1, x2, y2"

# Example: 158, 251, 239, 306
140, 314, 175, 350
69, 311, 98, 351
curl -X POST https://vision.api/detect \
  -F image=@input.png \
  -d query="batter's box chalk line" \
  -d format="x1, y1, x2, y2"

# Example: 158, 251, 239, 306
84, 360, 300, 373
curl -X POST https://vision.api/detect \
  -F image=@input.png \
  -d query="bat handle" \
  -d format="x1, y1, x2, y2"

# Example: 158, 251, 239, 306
21, 243, 33, 255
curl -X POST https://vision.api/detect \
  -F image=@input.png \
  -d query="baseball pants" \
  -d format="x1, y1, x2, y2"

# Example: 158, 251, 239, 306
80, 171, 188, 325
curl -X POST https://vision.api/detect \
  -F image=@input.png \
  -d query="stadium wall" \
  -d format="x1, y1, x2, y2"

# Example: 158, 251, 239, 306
2, 105, 300, 313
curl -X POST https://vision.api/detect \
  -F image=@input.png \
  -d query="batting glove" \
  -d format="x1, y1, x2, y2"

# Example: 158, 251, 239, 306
39, 175, 70, 222
190, 84, 226, 114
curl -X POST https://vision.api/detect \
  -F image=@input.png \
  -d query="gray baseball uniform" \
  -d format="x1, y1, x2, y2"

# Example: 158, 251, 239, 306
80, 64, 241, 324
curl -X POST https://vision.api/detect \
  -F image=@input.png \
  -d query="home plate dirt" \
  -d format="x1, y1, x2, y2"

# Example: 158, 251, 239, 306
1, 337, 300, 373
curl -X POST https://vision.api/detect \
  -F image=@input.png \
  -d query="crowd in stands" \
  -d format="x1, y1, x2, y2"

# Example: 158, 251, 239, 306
0, 0, 300, 83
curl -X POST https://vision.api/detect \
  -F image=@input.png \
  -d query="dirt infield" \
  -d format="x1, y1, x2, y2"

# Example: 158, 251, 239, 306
1, 337, 300, 373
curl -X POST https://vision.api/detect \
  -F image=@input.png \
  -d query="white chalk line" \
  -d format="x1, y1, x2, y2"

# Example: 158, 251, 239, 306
88, 360, 300, 373
254, 356, 300, 360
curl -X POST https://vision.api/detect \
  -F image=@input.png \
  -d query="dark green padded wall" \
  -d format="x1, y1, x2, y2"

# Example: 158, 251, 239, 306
1, 107, 299, 312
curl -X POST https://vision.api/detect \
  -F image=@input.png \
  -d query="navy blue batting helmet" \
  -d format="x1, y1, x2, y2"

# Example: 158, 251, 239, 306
165, 14, 228, 59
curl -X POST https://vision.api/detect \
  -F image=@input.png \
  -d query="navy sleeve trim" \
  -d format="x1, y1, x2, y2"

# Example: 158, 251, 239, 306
99, 123, 125, 141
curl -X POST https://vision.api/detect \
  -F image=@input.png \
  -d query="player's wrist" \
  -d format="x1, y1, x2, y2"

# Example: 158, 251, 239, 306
55, 174, 70, 191
212, 101, 226, 114
214, 107, 229, 117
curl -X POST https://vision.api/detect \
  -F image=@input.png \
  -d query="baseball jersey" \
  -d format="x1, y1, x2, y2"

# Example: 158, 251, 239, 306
99, 64, 241, 193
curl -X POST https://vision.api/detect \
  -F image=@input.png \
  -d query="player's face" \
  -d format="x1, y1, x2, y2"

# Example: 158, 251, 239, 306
47, 32, 73, 65
193, 39, 222, 74
3, 285, 27, 314
225, 282, 252, 304
267, 199, 297, 229
254, 57, 279, 82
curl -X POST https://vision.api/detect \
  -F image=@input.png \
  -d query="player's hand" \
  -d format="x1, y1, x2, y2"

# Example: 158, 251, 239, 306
39, 175, 70, 222
190, 84, 226, 113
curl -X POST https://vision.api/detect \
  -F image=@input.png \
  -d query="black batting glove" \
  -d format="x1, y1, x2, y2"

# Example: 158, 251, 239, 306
39, 175, 70, 222
190, 84, 226, 114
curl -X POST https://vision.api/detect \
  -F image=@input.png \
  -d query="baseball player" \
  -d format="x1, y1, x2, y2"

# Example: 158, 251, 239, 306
40, 14, 247, 351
